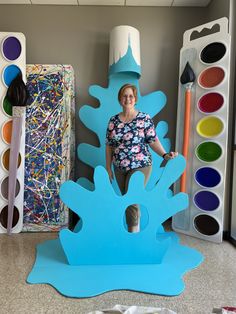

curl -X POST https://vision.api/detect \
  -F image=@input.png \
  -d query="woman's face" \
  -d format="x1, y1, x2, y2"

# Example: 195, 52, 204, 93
120, 87, 136, 110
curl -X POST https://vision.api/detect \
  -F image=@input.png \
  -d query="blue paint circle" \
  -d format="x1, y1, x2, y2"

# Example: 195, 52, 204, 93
194, 190, 220, 211
195, 167, 221, 188
2, 36, 22, 61
3, 64, 21, 87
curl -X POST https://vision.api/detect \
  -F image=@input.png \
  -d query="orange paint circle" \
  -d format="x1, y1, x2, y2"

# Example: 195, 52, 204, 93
198, 66, 225, 88
2, 148, 21, 171
2, 120, 12, 144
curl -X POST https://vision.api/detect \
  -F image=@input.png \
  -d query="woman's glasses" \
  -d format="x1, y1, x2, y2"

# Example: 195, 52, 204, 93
122, 95, 134, 99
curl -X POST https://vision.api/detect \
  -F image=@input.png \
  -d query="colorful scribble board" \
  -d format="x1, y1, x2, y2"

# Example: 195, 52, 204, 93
23, 65, 75, 232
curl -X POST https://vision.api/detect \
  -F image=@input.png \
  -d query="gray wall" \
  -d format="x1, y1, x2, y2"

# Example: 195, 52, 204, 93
0, 3, 228, 180
208, 0, 230, 21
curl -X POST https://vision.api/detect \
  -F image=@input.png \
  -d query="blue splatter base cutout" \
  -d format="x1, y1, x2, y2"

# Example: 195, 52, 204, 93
27, 157, 204, 297
27, 233, 202, 297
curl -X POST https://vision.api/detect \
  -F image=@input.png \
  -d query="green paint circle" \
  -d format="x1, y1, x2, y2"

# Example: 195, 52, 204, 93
196, 141, 222, 162
3, 96, 12, 116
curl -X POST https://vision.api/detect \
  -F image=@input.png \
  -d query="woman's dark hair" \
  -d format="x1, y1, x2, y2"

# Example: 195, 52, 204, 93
118, 84, 138, 103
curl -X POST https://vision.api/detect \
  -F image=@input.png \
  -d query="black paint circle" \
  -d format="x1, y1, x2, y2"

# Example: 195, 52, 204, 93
0, 205, 19, 229
194, 214, 220, 236
200, 42, 226, 64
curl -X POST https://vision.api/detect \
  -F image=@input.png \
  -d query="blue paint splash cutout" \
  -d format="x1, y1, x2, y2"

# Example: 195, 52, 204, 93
27, 40, 203, 297
27, 157, 203, 297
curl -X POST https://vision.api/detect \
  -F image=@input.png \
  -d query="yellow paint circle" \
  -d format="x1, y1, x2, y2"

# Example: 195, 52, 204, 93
196, 116, 224, 138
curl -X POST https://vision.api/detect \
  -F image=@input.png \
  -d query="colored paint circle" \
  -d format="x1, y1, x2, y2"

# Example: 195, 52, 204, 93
2, 36, 22, 61
194, 190, 220, 211
200, 42, 226, 64
3, 96, 12, 116
3, 64, 21, 87
1, 177, 20, 200
196, 116, 224, 138
196, 141, 222, 162
198, 92, 224, 113
198, 66, 225, 88
194, 214, 220, 236
195, 167, 221, 188
2, 149, 21, 171
0, 205, 19, 229
2, 120, 12, 144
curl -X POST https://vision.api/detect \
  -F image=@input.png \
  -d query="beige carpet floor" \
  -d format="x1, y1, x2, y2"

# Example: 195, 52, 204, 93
0, 229, 235, 314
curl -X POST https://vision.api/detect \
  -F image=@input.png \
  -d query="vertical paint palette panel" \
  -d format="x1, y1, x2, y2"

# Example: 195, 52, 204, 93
23, 64, 75, 232
0, 32, 26, 234
173, 18, 231, 243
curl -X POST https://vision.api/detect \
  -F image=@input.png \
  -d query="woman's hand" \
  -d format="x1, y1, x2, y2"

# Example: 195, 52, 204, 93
107, 168, 114, 181
163, 151, 178, 160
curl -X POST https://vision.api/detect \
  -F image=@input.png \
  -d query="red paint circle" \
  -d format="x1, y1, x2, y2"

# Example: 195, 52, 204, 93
198, 92, 224, 113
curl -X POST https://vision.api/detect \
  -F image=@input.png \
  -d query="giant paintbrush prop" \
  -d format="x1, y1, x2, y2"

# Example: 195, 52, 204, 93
180, 62, 195, 193
6, 73, 29, 234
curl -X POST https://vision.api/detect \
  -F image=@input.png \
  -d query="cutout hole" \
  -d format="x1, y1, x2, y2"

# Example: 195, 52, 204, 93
72, 214, 82, 233
190, 24, 220, 41
124, 204, 149, 233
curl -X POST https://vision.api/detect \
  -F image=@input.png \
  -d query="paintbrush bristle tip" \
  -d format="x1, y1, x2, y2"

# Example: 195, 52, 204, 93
180, 62, 196, 85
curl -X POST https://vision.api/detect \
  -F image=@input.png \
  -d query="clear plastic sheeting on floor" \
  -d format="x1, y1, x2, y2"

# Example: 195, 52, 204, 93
87, 304, 177, 314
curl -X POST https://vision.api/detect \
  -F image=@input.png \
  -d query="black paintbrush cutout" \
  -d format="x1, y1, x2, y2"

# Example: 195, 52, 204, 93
180, 62, 196, 85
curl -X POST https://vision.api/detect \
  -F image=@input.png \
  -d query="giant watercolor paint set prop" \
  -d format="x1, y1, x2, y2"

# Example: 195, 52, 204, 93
28, 25, 203, 298
0, 33, 26, 234
173, 18, 231, 243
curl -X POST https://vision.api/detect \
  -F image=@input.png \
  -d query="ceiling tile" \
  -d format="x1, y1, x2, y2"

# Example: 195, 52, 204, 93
126, 0, 172, 5
78, 0, 124, 5
172, 0, 211, 7
0, 0, 30, 3
31, 0, 78, 4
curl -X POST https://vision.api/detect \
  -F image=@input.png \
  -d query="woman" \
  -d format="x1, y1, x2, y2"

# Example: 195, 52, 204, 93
106, 84, 178, 233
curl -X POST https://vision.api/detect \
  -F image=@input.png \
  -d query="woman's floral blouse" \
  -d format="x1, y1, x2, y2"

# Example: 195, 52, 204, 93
106, 111, 157, 172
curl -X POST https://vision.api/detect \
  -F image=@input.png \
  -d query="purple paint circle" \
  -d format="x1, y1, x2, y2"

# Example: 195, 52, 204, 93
194, 214, 220, 236
194, 190, 220, 211
2, 64, 21, 87
195, 167, 221, 188
2, 36, 22, 61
